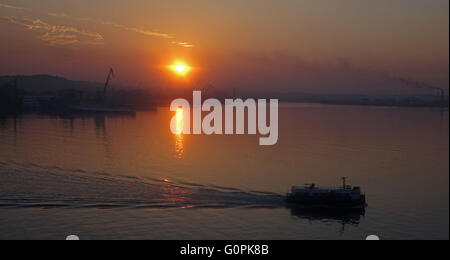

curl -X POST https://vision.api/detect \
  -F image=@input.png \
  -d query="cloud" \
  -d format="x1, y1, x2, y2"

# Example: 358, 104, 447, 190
100, 20, 174, 39
38, 32, 81, 47
173, 41, 194, 48
0, 3, 26, 10
100, 21, 196, 47
47, 12, 70, 18
2, 16, 104, 46
1, 3, 194, 47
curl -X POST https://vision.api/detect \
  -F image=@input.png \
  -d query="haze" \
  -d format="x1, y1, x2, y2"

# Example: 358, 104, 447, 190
0, 0, 448, 94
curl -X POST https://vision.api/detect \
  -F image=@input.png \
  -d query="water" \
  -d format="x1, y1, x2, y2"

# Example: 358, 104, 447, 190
0, 104, 448, 240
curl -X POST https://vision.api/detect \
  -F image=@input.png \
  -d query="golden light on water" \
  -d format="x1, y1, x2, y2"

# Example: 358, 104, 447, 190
174, 107, 184, 159
175, 107, 184, 134
175, 133, 184, 159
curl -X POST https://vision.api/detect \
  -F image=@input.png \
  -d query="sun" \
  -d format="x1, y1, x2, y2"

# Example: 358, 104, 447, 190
175, 65, 187, 73
169, 61, 191, 77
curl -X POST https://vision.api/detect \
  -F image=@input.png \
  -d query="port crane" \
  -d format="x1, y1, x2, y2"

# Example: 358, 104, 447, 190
388, 76, 446, 106
103, 67, 115, 100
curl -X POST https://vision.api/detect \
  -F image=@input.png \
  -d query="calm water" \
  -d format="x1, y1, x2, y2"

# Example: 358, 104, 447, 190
0, 104, 448, 240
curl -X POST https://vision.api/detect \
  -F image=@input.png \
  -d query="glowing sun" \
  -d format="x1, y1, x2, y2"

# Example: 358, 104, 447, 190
169, 62, 191, 76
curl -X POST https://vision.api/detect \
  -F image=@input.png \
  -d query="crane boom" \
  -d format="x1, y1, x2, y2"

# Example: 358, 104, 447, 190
388, 76, 446, 104
388, 76, 444, 95
103, 67, 115, 98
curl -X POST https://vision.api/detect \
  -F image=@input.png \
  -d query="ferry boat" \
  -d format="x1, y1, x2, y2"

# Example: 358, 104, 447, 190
286, 177, 366, 210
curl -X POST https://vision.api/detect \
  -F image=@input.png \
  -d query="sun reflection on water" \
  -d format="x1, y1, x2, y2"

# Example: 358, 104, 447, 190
174, 107, 184, 159
175, 132, 184, 159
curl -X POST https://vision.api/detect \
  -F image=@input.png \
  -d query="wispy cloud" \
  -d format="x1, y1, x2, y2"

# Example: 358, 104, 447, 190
47, 12, 70, 18
2, 16, 104, 46
173, 41, 194, 48
0, 3, 27, 10
1, 3, 195, 48
100, 20, 174, 39
101, 21, 195, 47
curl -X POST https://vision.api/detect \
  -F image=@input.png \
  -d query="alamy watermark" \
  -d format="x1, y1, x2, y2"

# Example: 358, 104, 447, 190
170, 91, 279, 145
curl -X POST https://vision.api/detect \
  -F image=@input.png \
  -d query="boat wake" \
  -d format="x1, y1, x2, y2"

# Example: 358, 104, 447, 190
0, 160, 285, 210
0, 160, 365, 225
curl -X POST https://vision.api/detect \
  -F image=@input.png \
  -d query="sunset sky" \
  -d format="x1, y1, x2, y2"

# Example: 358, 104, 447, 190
0, 0, 448, 94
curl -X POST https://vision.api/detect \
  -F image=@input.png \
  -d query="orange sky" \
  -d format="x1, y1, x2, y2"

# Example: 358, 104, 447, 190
0, 0, 448, 94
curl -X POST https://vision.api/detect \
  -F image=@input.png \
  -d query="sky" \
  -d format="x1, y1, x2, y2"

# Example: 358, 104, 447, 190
0, 0, 448, 94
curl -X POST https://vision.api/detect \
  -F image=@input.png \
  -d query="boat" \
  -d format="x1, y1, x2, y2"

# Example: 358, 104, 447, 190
286, 177, 366, 210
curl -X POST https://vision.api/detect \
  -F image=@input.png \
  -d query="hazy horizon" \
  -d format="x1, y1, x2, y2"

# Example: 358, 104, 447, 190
1, 0, 449, 95
0, 1, 448, 241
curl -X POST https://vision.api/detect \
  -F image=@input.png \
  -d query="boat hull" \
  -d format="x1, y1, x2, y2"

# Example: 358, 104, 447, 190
286, 193, 367, 210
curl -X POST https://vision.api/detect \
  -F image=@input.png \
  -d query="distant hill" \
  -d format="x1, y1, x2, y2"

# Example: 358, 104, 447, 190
0, 75, 104, 94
